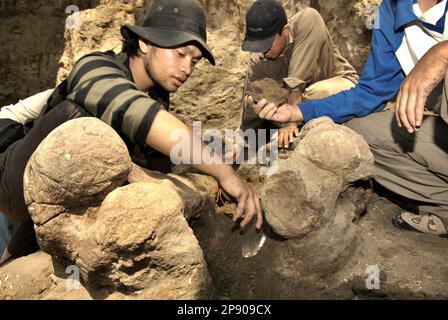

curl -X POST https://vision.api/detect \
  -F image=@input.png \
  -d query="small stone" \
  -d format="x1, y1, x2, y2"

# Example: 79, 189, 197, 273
246, 78, 289, 106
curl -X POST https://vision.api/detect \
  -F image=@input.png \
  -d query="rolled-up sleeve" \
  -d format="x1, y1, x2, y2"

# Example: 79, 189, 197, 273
284, 8, 328, 92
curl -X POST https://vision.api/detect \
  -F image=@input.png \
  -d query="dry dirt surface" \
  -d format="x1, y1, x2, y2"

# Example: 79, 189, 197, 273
192, 191, 448, 300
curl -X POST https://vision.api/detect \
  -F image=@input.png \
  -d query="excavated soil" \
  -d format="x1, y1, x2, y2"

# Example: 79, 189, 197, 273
191, 191, 448, 300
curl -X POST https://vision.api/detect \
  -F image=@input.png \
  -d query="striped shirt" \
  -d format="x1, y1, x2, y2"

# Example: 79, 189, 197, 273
44, 51, 169, 148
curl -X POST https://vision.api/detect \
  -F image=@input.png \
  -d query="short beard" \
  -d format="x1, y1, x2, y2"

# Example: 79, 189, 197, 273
144, 47, 162, 89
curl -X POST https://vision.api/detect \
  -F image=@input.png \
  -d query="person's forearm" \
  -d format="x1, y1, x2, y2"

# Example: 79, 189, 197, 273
191, 161, 237, 182
433, 40, 448, 67
146, 109, 236, 181
286, 91, 304, 124
294, 105, 304, 123
288, 90, 303, 106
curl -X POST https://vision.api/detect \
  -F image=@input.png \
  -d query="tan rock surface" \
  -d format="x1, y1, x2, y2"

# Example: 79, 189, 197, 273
23, 118, 212, 299
262, 117, 374, 243
246, 78, 289, 106
0, 251, 53, 300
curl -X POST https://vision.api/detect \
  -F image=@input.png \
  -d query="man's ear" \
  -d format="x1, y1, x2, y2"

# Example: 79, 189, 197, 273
283, 25, 291, 38
138, 39, 150, 54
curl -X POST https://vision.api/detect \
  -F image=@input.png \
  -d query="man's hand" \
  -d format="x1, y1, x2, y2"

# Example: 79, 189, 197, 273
218, 172, 263, 230
396, 41, 448, 133
247, 96, 303, 123
145, 110, 263, 229
278, 123, 299, 149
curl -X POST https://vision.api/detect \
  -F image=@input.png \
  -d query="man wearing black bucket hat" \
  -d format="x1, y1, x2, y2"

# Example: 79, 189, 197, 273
239, 0, 359, 149
0, 0, 263, 266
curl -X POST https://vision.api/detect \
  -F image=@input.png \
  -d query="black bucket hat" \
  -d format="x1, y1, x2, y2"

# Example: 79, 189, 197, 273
242, 0, 288, 53
121, 0, 215, 65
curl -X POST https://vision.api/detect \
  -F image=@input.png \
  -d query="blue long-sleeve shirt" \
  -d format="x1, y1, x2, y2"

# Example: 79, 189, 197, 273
300, 0, 448, 124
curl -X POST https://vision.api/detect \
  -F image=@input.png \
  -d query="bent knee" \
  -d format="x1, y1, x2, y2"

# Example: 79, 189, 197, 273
345, 116, 381, 147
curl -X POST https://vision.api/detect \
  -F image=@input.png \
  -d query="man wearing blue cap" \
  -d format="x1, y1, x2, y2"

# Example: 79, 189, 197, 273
0, 0, 263, 265
240, 0, 359, 149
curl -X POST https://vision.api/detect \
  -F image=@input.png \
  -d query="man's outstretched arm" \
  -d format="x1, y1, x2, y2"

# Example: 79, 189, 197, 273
146, 109, 263, 230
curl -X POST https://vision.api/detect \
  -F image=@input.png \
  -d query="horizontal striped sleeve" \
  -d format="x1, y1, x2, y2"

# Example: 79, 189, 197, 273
120, 98, 162, 146
65, 54, 162, 145
71, 74, 125, 113
98, 87, 149, 132
66, 77, 136, 117
69, 61, 124, 92
67, 55, 126, 91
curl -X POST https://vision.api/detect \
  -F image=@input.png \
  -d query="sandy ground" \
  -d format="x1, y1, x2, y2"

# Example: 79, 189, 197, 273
191, 192, 448, 299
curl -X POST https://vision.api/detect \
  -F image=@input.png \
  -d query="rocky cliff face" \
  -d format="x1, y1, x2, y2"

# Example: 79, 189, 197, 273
0, 0, 381, 116
0, 0, 144, 106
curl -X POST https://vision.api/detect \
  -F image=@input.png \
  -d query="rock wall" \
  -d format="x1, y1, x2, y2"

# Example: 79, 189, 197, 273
310, 0, 382, 72
0, 0, 147, 106
1, 0, 68, 106
1, 0, 381, 124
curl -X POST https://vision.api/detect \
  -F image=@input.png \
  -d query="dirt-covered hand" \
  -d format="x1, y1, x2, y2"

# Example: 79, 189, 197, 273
218, 172, 263, 230
278, 123, 300, 149
396, 41, 448, 133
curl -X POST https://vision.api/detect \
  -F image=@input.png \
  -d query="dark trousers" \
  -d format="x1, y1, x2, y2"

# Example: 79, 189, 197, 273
0, 99, 175, 265
346, 72, 448, 221
0, 101, 89, 264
